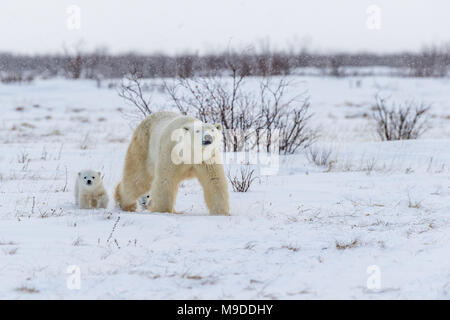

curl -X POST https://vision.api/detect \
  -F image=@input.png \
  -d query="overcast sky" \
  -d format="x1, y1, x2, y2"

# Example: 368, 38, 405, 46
1, 0, 449, 55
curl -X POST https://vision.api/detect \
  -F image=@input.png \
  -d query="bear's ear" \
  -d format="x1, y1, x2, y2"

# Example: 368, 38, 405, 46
215, 123, 222, 131
78, 172, 81, 176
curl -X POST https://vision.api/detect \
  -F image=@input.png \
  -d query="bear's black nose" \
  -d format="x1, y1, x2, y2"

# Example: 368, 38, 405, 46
87, 180, 92, 185
202, 134, 213, 146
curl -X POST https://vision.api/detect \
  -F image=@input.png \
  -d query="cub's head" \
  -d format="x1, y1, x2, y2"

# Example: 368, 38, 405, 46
140, 192, 151, 207
78, 170, 102, 189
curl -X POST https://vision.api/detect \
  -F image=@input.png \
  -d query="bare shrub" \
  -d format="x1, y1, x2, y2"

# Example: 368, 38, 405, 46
165, 56, 315, 154
329, 55, 345, 77
227, 165, 258, 192
63, 42, 86, 79
372, 96, 431, 141
258, 78, 316, 154
117, 70, 153, 118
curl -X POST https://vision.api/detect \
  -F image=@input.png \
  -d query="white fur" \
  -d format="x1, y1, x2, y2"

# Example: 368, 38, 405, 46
114, 111, 229, 215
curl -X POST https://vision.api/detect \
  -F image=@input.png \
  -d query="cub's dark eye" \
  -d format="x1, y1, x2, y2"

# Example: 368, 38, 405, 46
146, 195, 150, 198
84, 177, 87, 179
92, 177, 95, 179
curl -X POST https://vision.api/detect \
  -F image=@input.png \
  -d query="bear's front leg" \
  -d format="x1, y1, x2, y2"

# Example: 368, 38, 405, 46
195, 164, 230, 215
79, 194, 90, 209
91, 198, 98, 208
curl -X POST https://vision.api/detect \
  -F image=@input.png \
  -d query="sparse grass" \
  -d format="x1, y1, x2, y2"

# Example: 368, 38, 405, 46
407, 197, 423, 209
38, 208, 64, 219
70, 116, 90, 123
181, 273, 202, 280
243, 242, 256, 250
21, 122, 36, 129
363, 157, 377, 175
72, 237, 84, 246
406, 190, 424, 209
79, 132, 93, 150
71, 108, 85, 113
106, 136, 127, 143
179, 271, 218, 285
42, 129, 62, 137
17, 150, 30, 164
2, 247, 19, 255
15, 286, 39, 294
281, 244, 301, 252
306, 146, 335, 168
335, 239, 359, 250
0, 240, 18, 246
106, 216, 121, 244
40, 147, 49, 160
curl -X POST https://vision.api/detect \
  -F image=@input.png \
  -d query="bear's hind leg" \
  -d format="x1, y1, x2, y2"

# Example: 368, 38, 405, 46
114, 182, 136, 211
115, 171, 151, 212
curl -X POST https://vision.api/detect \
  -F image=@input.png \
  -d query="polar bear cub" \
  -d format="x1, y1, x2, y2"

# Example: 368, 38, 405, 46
75, 170, 109, 209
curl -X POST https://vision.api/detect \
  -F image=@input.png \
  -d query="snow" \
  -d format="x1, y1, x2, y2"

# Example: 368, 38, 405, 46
0, 76, 449, 299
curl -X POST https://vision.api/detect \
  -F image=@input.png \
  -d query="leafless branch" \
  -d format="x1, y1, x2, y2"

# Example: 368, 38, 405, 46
118, 70, 153, 118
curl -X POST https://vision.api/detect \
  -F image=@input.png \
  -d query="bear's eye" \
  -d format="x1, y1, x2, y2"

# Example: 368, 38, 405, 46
92, 177, 95, 179
147, 195, 150, 198
84, 177, 87, 179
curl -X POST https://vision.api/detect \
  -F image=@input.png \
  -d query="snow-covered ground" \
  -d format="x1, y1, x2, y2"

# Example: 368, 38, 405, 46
0, 76, 449, 299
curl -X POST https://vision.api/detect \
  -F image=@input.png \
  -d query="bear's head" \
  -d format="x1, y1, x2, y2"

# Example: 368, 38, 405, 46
171, 120, 223, 165
183, 122, 222, 146
78, 170, 103, 189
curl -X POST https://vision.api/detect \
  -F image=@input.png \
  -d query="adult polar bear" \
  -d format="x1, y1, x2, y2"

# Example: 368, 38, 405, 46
115, 111, 230, 215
